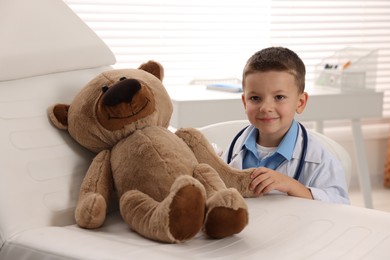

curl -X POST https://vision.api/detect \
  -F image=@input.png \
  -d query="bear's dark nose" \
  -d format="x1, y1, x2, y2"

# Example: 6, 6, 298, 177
102, 78, 141, 106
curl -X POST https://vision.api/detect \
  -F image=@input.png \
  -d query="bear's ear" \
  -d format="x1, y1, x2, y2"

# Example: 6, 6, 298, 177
48, 104, 70, 130
138, 60, 164, 81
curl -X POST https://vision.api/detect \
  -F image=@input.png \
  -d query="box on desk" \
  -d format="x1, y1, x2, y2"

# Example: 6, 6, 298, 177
315, 47, 378, 91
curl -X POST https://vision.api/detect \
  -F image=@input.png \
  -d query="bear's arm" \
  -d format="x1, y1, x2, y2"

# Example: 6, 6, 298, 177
80, 150, 113, 198
175, 128, 256, 197
75, 149, 114, 228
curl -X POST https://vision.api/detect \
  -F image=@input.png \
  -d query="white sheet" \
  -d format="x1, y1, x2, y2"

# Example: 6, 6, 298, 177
2, 195, 390, 260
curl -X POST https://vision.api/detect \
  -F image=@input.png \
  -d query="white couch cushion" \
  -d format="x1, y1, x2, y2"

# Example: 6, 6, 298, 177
0, 0, 115, 81
0, 67, 111, 247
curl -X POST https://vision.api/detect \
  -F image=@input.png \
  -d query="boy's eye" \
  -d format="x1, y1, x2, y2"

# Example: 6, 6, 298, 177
250, 96, 260, 101
275, 95, 285, 101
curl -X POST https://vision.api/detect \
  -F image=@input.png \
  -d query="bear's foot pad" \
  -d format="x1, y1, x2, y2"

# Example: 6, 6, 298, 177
169, 185, 206, 241
205, 206, 248, 239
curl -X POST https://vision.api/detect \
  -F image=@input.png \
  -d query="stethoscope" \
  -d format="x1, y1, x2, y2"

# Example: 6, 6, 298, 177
227, 122, 308, 181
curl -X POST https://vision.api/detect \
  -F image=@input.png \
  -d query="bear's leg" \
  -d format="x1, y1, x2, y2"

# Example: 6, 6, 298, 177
119, 175, 206, 243
193, 164, 249, 239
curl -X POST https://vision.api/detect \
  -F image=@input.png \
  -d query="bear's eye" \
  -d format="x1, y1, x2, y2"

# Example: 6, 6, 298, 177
101, 85, 109, 93
119, 76, 127, 81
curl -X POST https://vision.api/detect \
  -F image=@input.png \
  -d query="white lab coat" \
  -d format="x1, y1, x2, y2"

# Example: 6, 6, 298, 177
222, 125, 350, 204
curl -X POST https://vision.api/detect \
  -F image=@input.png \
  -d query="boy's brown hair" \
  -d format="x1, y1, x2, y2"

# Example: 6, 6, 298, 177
242, 47, 306, 93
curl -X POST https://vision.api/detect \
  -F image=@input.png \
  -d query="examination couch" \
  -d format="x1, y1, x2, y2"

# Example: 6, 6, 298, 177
1, 0, 390, 259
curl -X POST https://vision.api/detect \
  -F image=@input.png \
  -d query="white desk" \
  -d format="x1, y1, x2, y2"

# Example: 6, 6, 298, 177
166, 85, 384, 208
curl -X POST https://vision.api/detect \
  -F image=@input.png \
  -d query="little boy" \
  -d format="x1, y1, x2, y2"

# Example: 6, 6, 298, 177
222, 47, 350, 204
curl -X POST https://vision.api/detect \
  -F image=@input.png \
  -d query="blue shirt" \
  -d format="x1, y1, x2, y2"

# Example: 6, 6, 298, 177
242, 121, 298, 170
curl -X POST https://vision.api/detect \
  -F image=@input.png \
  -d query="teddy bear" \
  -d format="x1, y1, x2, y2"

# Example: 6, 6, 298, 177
48, 61, 256, 243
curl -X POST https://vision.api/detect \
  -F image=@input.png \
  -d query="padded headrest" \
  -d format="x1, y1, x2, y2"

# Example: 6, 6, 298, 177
0, 0, 116, 81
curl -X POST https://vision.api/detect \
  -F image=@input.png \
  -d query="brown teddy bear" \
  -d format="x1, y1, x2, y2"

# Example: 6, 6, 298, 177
48, 61, 256, 243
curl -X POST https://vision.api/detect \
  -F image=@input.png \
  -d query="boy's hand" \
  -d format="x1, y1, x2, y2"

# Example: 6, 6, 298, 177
249, 167, 291, 196
249, 167, 313, 199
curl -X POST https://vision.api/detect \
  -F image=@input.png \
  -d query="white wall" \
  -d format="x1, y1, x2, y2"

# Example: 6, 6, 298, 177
322, 124, 389, 189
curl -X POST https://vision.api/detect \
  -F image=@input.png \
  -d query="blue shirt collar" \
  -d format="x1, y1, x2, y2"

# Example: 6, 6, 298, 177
242, 120, 299, 168
242, 127, 259, 159
277, 120, 298, 160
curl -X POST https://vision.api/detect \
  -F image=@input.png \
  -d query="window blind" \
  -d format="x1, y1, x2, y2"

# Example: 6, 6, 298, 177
64, 0, 270, 86
64, 0, 390, 117
268, 0, 390, 117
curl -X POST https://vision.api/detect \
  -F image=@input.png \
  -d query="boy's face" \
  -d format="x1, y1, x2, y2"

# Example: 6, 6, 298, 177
242, 71, 308, 147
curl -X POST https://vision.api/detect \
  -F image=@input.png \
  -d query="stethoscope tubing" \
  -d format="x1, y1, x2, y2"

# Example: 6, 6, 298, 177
227, 123, 308, 181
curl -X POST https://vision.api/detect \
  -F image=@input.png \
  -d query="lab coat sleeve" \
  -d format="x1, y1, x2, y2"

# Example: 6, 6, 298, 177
306, 156, 350, 205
